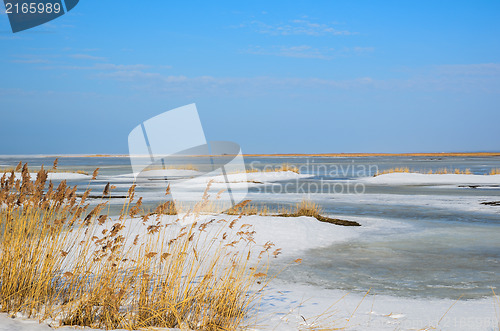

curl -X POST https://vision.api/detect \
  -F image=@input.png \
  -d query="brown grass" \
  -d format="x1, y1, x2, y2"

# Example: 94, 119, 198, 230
0, 163, 273, 330
494, 289, 500, 331
0, 167, 89, 176
227, 200, 360, 227
245, 163, 300, 174
64, 152, 500, 158
1, 160, 89, 175
373, 167, 500, 176
242, 152, 500, 157
142, 163, 199, 172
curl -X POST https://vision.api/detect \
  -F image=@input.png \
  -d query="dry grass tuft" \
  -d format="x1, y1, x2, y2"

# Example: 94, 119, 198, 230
142, 163, 199, 172
490, 168, 500, 175
295, 200, 323, 218
227, 199, 360, 227
226, 200, 269, 216
0, 163, 272, 330
246, 163, 300, 174
374, 167, 410, 176
375, 167, 490, 176
0, 166, 89, 176
493, 289, 500, 331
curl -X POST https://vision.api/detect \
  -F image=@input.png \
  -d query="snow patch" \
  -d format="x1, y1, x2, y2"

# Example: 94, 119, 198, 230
359, 173, 500, 186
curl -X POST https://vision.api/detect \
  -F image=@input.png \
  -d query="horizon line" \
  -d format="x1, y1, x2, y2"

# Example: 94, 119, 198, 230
1, 152, 500, 158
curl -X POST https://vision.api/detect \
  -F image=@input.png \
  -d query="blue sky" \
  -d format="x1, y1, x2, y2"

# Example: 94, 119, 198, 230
0, 0, 499, 154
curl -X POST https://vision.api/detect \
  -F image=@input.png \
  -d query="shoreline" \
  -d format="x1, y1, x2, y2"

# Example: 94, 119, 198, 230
1, 152, 500, 158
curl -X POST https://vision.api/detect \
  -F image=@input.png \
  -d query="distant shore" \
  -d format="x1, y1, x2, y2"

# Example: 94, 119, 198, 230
243, 152, 500, 157
13, 152, 500, 158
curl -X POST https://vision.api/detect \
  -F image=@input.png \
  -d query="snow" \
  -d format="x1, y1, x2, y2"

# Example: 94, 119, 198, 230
105, 170, 313, 192
46, 172, 90, 180
244, 215, 382, 256
184, 171, 313, 190
243, 190, 500, 217
58, 213, 368, 267
118, 169, 201, 178
0, 213, 497, 330
0, 172, 90, 181
0, 315, 54, 331
0, 169, 309, 185
359, 173, 500, 186
224, 171, 313, 183
0, 313, 178, 330
255, 280, 499, 331
113, 170, 310, 182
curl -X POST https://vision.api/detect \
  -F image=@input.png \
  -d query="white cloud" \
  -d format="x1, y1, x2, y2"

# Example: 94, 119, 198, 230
436, 63, 500, 76
92, 69, 377, 98
0, 34, 21, 40
247, 19, 356, 36
70, 54, 107, 61
245, 45, 374, 60
353, 46, 375, 53
11, 58, 49, 64
93, 63, 151, 70
0, 88, 36, 96
39, 63, 152, 71
26, 57, 500, 97
10, 54, 54, 64
93, 62, 500, 96
246, 45, 334, 59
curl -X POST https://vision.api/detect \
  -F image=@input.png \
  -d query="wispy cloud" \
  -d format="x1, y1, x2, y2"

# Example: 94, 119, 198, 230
91, 62, 500, 96
353, 46, 375, 53
12, 58, 50, 64
246, 45, 334, 59
93, 63, 150, 70
39, 63, 152, 71
0, 88, 36, 96
10, 54, 53, 64
436, 63, 500, 76
10, 51, 109, 65
23, 57, 500, 97
69, 54, 107, 61
92, 68, 376, 97
247, 18, 356, 36
0, 34, 21, 40
245, 45, 374, 60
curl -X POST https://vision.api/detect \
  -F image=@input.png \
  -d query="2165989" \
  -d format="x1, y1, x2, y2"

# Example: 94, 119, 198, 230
5, 2, 62, 14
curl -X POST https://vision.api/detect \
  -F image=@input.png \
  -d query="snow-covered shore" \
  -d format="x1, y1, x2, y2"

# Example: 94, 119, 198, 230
359, 172, 500, 186
255, 280, 499, 331
1, 212, 498, 330
0, 171, 91, 181
2, 169, 499, 330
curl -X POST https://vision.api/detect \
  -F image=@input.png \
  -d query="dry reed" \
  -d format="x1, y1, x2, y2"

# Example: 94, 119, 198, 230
227, 200, 360, 227
142, 164, 199, 172
246, 163, 299, 174
374, 167, 498, 176
0, 163, 273, 330
490, 168, 500, 175
494, 289, 500, 331
1, 160, 89, 176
